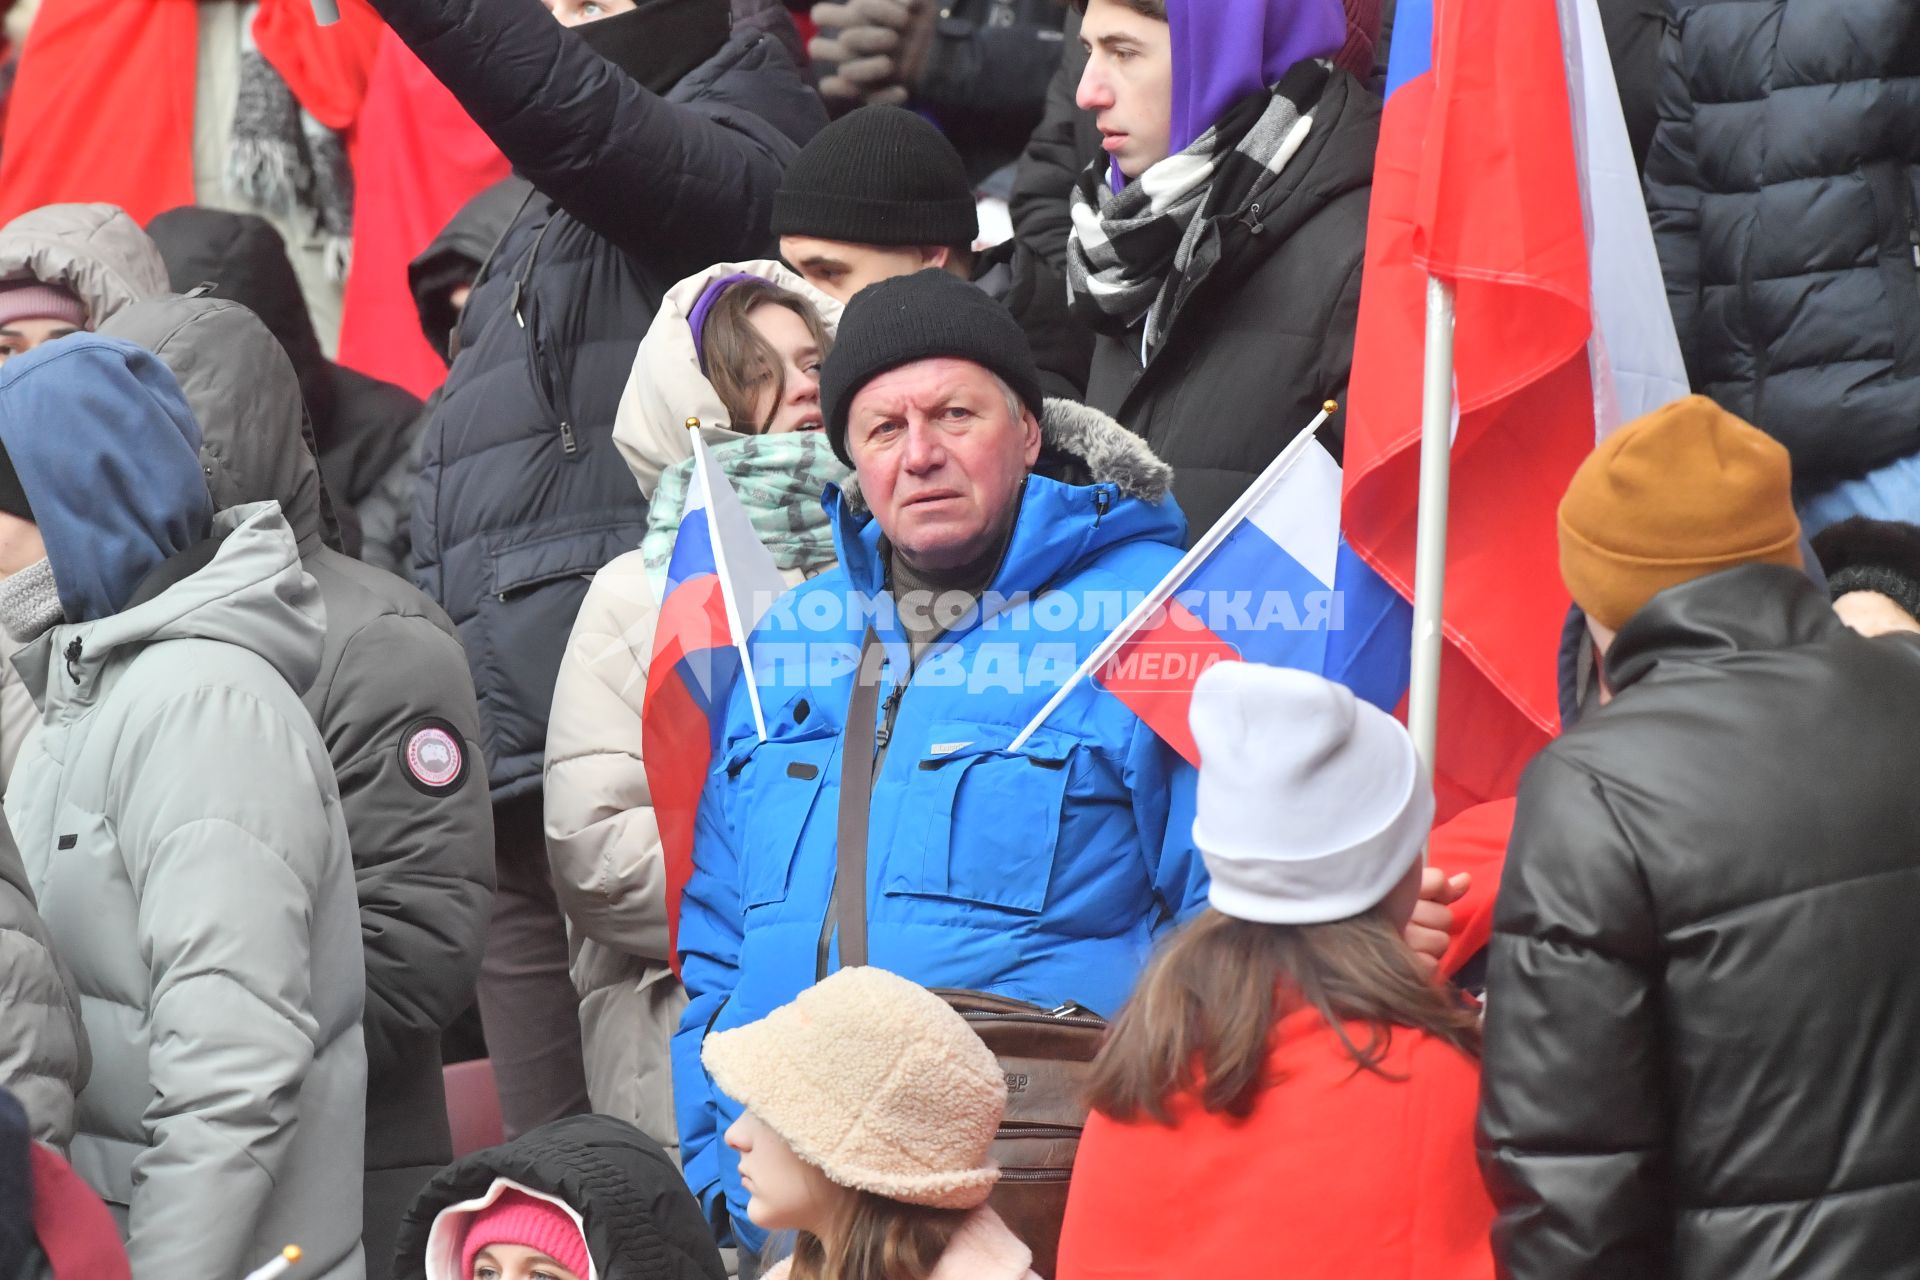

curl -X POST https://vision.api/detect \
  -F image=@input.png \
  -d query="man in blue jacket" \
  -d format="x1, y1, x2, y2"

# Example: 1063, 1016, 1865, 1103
673, 269, 1208, 1253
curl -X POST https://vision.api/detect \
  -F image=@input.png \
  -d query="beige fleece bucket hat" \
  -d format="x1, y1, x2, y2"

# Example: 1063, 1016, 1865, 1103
703, 967, 1006, 1210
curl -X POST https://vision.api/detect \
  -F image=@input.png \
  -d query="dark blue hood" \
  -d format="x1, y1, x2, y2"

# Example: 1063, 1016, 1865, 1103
0, 334, 211, 623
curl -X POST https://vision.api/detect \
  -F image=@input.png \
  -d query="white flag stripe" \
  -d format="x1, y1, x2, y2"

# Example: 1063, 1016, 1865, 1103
693, 435, 792, 741
1244, 436, 1343, 588
1562, 0, 1690, 438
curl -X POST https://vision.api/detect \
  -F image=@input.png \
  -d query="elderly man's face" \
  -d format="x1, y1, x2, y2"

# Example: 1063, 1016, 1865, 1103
847, 358, 1041, 572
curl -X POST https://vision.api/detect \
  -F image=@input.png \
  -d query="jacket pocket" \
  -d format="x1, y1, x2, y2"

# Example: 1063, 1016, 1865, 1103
489, 522, 644, 602
728, 723, 838, 911
886, 720, 1075, 916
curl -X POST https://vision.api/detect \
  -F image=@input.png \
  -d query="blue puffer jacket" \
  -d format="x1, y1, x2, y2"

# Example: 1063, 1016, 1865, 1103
673, 400, 1209, 1249
373, 0, 828, 797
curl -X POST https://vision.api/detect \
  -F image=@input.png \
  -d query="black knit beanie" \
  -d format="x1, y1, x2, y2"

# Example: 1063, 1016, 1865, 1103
772, 106, 979, 248
0, 438, 31, 523
1812, 516, 1920, 623
823, 270, 1045, 466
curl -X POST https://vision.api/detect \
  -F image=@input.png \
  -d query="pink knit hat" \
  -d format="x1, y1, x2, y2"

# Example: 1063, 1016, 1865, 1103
0, 281, 87, 330
460, 1190, 591, 1279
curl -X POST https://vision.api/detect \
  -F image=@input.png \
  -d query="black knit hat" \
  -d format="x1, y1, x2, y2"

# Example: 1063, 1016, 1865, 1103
772, 106, 979, 249
0, 438, 31, 523
1812, 516, 1920, 623
823, 270, 1045, 465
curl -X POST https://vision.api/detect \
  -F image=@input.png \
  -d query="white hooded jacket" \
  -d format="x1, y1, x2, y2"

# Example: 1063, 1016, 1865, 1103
545, 261, 840, 1146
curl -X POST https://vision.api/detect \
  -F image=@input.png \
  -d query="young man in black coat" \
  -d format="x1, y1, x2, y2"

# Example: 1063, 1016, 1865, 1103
362, 0, 826, 1139
1061, 0, 1378, 537
1481, 396, 1920, 1278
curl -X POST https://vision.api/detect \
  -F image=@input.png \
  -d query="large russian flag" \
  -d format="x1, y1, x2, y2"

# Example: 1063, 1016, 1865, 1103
1021, 416, 1412, 766
643, 438, 789, 970
1343, 0, 1688, 815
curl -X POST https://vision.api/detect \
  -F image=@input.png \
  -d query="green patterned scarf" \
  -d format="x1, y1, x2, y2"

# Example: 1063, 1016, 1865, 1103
642, 432, 850, 601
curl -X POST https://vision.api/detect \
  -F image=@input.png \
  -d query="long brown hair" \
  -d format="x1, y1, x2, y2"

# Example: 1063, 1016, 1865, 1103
1087, 908, 1481, 1125
700, 278, 833, 435
783, 1191, 969, 1280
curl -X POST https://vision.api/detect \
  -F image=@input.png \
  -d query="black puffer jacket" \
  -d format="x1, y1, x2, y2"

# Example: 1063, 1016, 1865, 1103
146, 208, 424, 561
392, 1115, 725, 1280
100, 295, 497, 1276
1645, 0, 1920, 486
370, 0, 826, 797
1480, 563, 1920, 1279
1081, 67, 1377, 537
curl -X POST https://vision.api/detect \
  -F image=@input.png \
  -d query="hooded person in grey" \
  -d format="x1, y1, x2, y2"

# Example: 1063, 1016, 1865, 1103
99, 293, 496, 1277
0, 335, 367, 1278
0, 202, 169, 893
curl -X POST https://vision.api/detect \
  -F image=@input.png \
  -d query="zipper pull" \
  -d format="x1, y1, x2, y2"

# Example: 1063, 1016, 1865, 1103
1092, 486, 1113, 527
511, 280, 525, 328
559, 420, 578, 456
874, 684, 906, 751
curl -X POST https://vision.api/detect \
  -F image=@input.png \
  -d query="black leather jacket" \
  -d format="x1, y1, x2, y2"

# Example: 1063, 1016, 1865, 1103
1481, 563, 1920, 1278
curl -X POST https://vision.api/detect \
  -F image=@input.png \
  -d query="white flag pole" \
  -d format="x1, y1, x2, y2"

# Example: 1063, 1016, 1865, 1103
1407, 276, 1456, 775
309, 0, 339, 24
694, 437, 773, 742
1007, 400, 1339, 754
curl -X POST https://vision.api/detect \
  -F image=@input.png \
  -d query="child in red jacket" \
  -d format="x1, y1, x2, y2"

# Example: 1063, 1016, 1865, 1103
1056, 661, 1495, 1280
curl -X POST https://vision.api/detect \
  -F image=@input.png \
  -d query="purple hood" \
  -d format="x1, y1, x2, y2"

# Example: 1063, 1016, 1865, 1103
1111, 0, 1344, 189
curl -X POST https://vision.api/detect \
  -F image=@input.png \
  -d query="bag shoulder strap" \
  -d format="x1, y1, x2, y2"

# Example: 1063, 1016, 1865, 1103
829, 628, 884, 972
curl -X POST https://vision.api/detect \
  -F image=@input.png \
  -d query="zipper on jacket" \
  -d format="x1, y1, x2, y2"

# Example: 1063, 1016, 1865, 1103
63, 637, 82, 684
1092, 486, 1112, 528
511, 215, 583, 461
559, 419, 578, 456
1898, 177, 1920, 272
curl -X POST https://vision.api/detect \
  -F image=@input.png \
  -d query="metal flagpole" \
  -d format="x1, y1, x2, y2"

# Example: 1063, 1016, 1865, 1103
1407, 275, 1456, 776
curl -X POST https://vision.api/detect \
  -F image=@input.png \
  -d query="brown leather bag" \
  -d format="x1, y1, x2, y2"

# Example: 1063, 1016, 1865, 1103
830, 632, 1106, 1277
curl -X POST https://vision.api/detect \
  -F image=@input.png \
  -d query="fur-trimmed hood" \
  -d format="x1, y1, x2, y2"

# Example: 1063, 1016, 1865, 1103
839, 396, 1175, 517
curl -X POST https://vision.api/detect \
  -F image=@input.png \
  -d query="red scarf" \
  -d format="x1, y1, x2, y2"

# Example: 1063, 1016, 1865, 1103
0, 0, 383, 225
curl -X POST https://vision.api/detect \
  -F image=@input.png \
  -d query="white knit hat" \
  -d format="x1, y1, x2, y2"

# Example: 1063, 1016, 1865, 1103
1189, 661, 1433, 924
702, 967, 1006, 1210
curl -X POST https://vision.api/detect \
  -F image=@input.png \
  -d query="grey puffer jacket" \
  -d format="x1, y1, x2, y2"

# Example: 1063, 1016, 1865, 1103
0, 828, 86, 1152
1645, 0, 1920, 486
0, 200, 166, 1154
99, 295, 495, 1261
4, 503, 366, 1279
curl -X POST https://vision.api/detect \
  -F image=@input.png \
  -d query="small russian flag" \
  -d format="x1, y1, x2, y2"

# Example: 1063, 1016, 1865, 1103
1014, 407, 1411, 765
643, 436, 790, 971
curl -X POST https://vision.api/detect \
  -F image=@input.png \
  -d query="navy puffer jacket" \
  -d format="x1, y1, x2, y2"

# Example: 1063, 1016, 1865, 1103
372, 0, 827, 797
1646, 0, 1920, 486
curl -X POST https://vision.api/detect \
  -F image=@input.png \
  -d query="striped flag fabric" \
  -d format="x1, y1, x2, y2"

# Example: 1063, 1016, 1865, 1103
1016, 416, 1412, 766
643, 436, 789, 970
1342, 0, 1688, 815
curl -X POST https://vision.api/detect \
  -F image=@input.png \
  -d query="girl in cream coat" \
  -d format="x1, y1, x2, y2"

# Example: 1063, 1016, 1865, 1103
543, 262, 844, 1151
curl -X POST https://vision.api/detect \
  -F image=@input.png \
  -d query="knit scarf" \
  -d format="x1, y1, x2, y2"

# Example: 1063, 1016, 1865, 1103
0, 558, 63, 644
1066, 60, 1329, 360
642, 433, 850, 601
229, 7, 355, 280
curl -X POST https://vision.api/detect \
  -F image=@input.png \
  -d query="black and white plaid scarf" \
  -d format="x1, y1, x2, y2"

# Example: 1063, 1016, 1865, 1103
1066, 61, 1331, 359
229, 11, 355, 281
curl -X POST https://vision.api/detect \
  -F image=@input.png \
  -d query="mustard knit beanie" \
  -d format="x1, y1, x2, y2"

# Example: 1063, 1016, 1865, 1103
1559, 395, 1802, 630
703, 967, 1006, 1210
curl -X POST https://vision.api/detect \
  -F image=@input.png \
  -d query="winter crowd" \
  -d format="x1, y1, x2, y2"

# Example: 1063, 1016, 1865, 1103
2, 0, 1920, 1276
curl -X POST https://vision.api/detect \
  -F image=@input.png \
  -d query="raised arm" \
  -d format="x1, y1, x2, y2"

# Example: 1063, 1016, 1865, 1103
365, 0, 824, 267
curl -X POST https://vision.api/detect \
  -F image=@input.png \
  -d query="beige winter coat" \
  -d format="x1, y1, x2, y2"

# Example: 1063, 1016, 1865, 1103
760, 1208, 1044, 1280
545, 262, 839, 1147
